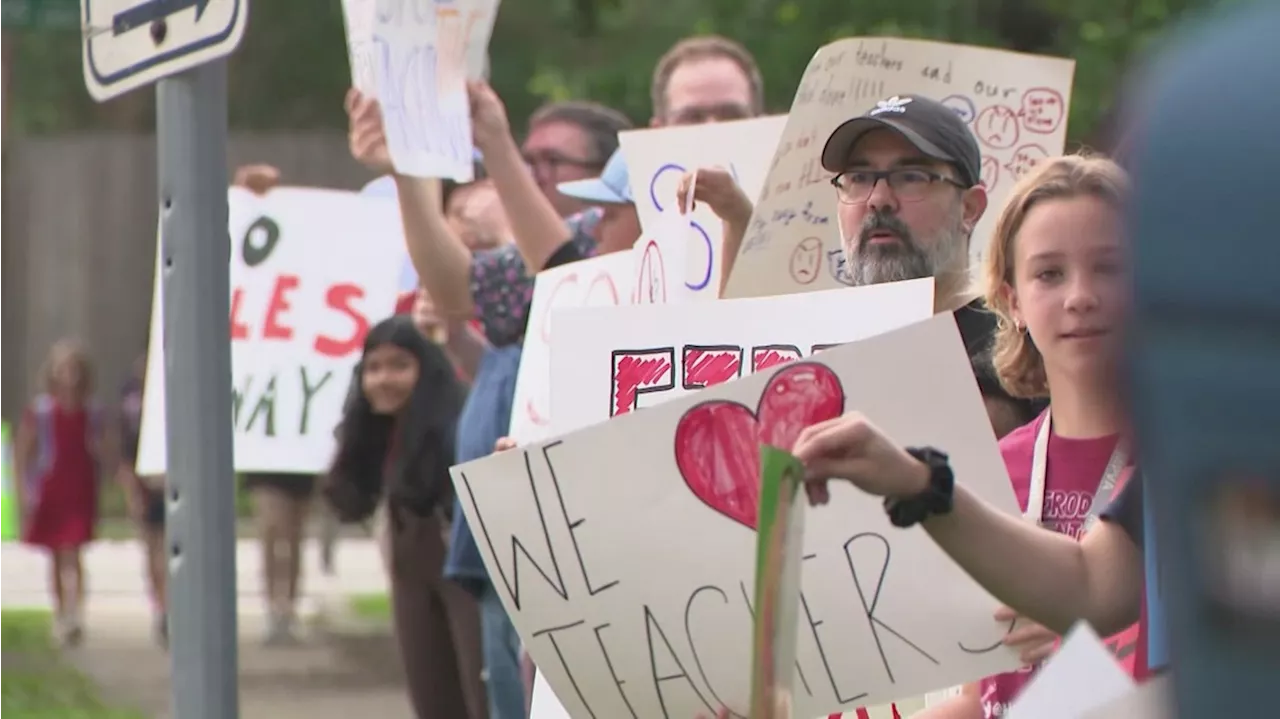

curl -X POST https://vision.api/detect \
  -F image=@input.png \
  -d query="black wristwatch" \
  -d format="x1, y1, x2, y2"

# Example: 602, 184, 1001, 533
883, 447, 955, 528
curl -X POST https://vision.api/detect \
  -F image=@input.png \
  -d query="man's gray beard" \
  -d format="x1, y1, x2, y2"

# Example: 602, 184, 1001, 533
843, 214, 969, 287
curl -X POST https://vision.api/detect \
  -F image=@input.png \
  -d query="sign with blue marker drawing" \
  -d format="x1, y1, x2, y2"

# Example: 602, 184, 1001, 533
81, 0, 249, 102
373, 0, 490, 181
619, 116, 787, 300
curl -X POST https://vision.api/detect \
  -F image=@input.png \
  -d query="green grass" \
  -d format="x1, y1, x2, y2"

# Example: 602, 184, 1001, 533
348, 592, 392, 621
1, 610, 146, 719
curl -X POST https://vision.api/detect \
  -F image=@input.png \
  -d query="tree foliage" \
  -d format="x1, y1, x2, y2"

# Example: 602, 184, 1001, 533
7, 0, 1231, 144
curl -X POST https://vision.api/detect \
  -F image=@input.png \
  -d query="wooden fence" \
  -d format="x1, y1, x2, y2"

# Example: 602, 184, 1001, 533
1, 131, 377, 426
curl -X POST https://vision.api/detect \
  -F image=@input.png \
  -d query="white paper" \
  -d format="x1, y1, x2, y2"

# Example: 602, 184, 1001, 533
373, 0, 475, 180
341, 0, 378, 94
1082, 675, 1172, 719
1006, 623, 1136, 719
531, 670, 574, 719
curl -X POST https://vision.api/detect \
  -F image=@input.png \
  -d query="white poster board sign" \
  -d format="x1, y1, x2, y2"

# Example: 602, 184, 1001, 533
507, 252, 636, 445
620, 116, 787, 299
632, 209, 698, 307
550, 279, 933, 435
723, 38, 1075, 299
347, 0, 498, 99
340, 0, 379, 94
453, 314, 1022, 719
136, 188, 405, 475
373, 0, 491, 180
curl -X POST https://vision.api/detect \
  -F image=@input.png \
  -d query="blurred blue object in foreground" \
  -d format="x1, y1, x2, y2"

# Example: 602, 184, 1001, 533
1125, 1, 1280, 717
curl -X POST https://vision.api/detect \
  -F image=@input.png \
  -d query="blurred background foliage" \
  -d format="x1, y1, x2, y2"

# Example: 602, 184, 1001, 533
5, 0, 1237, 145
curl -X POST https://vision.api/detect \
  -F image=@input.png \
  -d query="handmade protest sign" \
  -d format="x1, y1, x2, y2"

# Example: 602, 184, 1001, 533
459, 0, 500, 78
453, 313, 1023, 719
136, 188, 404, 475
373, 0, 482, 180
0, 419, 14, 537
507, 252, 637, 445
722, 38, 1075, 300
633, 210, 696, 307
620, 116, 787, 299
341, 0, 378, 94
549, 279, 933, 434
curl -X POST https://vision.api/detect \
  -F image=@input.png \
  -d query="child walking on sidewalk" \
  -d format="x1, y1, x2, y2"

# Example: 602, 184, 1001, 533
15, 339, 107, 646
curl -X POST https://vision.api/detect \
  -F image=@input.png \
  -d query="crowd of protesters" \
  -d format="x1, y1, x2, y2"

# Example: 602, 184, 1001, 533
14, 28, 1171, 719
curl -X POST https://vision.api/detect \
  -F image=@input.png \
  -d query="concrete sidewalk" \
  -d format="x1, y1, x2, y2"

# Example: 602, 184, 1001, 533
3, 539, 411, 718
66, 607, 414, 719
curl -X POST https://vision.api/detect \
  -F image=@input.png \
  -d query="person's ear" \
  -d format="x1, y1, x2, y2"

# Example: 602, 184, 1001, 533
1001, 280, 1025, 330
961, 184, 988, 236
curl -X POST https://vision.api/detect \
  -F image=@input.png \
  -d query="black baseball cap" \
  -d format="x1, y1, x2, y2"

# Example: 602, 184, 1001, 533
820, 94, 982, 187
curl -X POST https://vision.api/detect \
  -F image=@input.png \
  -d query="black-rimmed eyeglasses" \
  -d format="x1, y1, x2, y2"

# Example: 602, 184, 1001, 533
830, 169, 968, 204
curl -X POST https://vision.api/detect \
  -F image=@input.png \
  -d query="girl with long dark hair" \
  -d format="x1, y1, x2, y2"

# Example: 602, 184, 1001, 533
324, 315, 486, 719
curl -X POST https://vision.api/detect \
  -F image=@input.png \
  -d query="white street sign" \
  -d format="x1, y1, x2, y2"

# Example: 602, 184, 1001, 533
81, 0, 248, 102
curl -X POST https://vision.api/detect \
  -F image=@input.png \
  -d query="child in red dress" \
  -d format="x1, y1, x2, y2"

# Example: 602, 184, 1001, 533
15, 339, 106, 646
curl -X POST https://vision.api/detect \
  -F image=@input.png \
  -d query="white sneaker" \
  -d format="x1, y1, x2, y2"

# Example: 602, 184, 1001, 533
263, 612, 298, 646
57, 614, 84, 647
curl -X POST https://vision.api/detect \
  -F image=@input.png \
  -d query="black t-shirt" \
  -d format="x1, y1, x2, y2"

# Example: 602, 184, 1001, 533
514, 229, 598, 340
542, 229, 595, 270
953, 298, 1047, 425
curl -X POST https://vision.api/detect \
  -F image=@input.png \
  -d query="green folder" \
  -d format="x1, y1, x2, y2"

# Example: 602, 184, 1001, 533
1, 422, 18, 541
748, 445, 807, 719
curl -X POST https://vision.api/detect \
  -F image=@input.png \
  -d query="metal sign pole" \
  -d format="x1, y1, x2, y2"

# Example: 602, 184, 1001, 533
156, 59, 239, 719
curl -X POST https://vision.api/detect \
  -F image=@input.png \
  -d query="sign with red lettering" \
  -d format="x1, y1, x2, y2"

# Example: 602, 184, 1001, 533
453, 314, 1023, 719
135, 187, 405, 474
549, 279, 933, 437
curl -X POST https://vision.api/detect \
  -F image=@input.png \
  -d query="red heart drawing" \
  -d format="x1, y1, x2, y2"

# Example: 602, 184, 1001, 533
674, 362, 844, 530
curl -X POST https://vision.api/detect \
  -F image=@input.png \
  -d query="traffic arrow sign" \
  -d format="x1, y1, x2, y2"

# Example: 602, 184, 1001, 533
111, 0, 209, 36
81, 0, 247, 102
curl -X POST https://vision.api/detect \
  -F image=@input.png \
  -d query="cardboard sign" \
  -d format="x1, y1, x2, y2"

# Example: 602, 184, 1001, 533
136, 187, 405, 475
723, 38, 1074, 299
453, 313, 1023, 719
